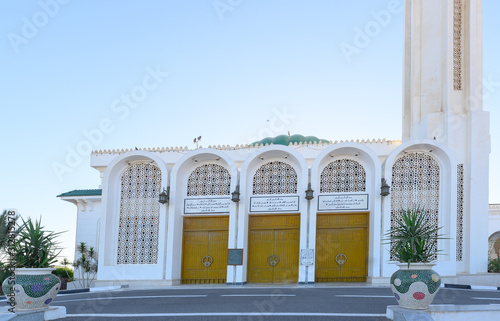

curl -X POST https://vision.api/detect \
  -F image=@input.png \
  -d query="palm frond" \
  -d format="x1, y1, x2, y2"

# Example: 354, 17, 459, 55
384, 207, 447, 264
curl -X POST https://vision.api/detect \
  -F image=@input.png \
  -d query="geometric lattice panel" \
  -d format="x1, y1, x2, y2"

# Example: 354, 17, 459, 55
96, 219, 101, 257
391, 153, 440, 260
320, 159, 366, 193
453, 0, 464, 91
117, 163, 161, 264
456, 164, 464, 261
253, 161, 298, 195
187, 164, 231, 196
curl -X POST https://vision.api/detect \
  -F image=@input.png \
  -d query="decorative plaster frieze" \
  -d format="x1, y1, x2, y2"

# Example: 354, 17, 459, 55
91, 139, 401, 155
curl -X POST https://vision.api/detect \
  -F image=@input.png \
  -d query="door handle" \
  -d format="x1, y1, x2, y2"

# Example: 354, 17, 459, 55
267, 255, 280, 267
335, 253, 347, 266
202, 255, 213, 267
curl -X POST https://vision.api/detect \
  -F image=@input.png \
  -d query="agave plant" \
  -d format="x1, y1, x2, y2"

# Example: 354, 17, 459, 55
13, 217, 64, 268
385, 207, 445, 266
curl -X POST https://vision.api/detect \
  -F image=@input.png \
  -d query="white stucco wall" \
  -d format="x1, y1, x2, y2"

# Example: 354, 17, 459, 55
488, 204, 500, 259
82, 138, 476, 284
59, 195, 102, 260
488, 205, 500, 237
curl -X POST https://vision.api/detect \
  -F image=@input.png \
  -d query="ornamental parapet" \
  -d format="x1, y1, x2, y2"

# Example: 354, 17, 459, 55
91, 139, 401, 155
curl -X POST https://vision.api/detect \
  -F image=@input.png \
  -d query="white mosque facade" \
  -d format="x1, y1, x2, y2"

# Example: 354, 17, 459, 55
59, 0, 495, 286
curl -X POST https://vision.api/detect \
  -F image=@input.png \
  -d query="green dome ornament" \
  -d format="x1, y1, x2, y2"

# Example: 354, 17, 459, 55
252, 134, 329, 146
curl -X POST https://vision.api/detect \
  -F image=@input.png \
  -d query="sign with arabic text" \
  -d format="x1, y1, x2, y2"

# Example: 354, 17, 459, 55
318, 194, 369, 211
250, 196, 299, 213
184, 198, 231, 214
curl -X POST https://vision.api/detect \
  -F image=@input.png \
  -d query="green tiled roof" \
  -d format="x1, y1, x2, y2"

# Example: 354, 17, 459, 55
252, 134, 330, 146
57, 189, 102, 197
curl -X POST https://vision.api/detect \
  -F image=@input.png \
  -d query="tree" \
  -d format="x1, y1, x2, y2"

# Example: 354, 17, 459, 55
73, 242, 98, 288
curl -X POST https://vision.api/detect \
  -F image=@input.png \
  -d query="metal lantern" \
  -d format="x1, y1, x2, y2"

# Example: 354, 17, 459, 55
231, 185, 240, 203
159, 187, 170, 204
305, 183, 314, 200
380, 178, 390, 197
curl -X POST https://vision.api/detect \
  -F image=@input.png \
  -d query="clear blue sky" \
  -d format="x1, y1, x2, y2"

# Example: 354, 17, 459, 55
1, 0, 499, 261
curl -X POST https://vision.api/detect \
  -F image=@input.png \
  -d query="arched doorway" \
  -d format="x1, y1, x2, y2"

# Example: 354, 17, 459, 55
247, 160, 301, 284
181, 163, 232, 284
315, 158, 369, 282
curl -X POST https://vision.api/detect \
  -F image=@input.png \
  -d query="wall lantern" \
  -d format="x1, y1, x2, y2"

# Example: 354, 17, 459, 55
159, 187, 170, 204
305, 183, 314, 201
231, 185, 240, 203
380, 178, 390, 197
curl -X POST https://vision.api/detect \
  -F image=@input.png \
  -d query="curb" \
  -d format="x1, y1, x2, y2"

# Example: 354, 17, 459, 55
89, 285, 122, 292
444, 283, 500, 291
58, 288, 90, 294
58, 285, 123, 294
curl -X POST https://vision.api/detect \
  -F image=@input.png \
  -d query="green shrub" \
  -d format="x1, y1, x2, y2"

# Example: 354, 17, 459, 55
488, 258, 500, 273
52, 266, 74, 281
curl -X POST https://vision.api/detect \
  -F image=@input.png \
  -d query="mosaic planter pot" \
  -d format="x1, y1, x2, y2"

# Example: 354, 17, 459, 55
390, 263, 441, 310
2, 268, 61, 311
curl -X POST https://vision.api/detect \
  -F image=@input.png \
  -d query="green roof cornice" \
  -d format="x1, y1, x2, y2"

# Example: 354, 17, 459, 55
57, 189, 102, 197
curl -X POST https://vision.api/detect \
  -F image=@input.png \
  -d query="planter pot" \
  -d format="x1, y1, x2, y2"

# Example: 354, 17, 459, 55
2, 268, 61, 311
390, 263, 441, 310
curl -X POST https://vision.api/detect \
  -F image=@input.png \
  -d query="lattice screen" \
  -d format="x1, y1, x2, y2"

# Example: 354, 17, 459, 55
453, 0, 464, 90
320, 159, 366, 193
391, 153, 440, 260
187, 164, 231, 196
96, 219, 101, 257
117, 163, 161, 264
456, 164, 464, 261
253, 161, 298, 195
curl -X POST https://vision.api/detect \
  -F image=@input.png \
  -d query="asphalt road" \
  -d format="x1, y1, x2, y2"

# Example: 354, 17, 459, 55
7, 285, 500, 320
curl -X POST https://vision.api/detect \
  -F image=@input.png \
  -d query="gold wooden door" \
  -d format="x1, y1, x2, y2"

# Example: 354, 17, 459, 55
247, 229, 274, 283
315, 213, 368, 282
273, 229, 300, 283
247, 215, 300, 284
181, 216, 228, 284
206, 230, 229, 280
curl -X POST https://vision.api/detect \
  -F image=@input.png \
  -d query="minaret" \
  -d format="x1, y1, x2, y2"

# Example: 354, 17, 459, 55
403, 0, 489, 273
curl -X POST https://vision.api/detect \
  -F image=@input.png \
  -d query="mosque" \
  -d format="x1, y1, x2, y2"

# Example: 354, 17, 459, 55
59, 0, 495, 286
